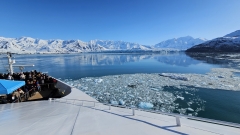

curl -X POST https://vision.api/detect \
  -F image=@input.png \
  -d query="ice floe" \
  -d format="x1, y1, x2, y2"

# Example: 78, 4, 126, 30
62, 68, 240, 116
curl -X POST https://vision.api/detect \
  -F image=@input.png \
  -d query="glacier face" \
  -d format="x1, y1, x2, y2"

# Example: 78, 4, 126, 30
154, 36, 208, 50
186, 30, 240, 52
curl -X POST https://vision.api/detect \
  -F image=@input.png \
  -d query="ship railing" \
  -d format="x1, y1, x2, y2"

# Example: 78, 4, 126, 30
12, 88, 35, 103
39, 83, 56, 89
50, 98, 240, 128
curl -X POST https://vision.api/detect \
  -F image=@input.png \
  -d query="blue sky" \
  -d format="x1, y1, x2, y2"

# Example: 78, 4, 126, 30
0, 0, 240, 45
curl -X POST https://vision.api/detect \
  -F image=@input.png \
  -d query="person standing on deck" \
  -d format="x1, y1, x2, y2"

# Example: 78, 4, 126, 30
12, 90, 21, 102
20, 73, 26, 80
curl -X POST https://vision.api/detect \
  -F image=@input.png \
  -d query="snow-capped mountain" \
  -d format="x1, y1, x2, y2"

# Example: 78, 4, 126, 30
186, 30, 240, 52
0, 35, 210, 54
0, 37, 150, 54
154, 36, 208, 50
89, 40, 151, 50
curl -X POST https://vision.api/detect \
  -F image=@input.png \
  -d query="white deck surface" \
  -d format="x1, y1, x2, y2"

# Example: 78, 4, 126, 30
0, 88, 239, 135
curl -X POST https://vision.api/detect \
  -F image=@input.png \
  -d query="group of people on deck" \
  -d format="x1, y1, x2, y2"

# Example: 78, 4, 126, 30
0, 70, 57, 103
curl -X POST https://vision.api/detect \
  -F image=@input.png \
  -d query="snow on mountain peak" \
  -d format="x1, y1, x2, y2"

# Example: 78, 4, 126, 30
0, 37, 152, 53
224, 30, 240, 37
0, 35, 211, 53
154, 36, 207, 50
186, 30, 240, 52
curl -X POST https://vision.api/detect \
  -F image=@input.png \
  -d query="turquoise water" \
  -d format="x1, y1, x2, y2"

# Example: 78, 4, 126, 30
1, 52, 240, 124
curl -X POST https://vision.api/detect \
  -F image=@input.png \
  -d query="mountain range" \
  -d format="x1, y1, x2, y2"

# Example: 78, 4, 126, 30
154, 36, 207, 50
0, 36, 207, 54
186, 30, 240, 52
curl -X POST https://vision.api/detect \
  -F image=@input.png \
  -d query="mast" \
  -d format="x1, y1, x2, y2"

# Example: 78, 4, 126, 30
7, 52, 15, 75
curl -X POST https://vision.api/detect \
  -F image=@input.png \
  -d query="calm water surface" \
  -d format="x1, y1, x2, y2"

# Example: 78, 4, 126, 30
0, 52, 240, 123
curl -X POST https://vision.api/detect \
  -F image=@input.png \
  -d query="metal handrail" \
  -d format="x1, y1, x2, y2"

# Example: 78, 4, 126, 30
12, 88, 34, 103
51, 98, 240, 128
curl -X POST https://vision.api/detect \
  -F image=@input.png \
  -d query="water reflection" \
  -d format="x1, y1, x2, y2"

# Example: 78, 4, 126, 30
153, 53, 200, 67
185, 52, 240, 69
0, 53, 204, 69
77, 54, 151, 65
0, 52, 218, 79
74, 53, 202, 67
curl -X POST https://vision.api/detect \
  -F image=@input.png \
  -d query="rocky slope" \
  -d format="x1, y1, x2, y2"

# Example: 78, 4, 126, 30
186, 30, 240, 52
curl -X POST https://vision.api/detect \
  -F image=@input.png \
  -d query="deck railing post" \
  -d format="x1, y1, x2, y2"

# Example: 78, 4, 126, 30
132, 108, 135, 116
176, 116, 181, 127
109, 105, 111, 110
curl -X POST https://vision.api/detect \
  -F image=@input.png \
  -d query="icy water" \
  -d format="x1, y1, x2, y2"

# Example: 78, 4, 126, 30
0, 52, 240, 124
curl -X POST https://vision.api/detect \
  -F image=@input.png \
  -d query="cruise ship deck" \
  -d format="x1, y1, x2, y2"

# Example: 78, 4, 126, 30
0, 81, 239, 135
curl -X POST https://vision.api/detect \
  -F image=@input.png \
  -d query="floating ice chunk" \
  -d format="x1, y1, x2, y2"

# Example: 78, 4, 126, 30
177, 95, 184, 100
225, 85, 234, 88
104, 93, 110, 96
158, 99, 164, 104
138, 102, 154, 109
81, 87, 88, 90
96, 92, 102, 95
187, 108, 194, 112
127, 84, 137, 88
187, 102, 192, 105
170, 75, 189, 81
85, 91, 93, 94
110, 100, 118, 105
159, 73, 189, 81
85, 79, 92, 81
128, 94, 135, 98
151, 88, 159, 91
150, 88, 157, 91
218, 76, 224, 78
159, 73, 169, 76
119, 99, 125, 105
95, 79, 103, 83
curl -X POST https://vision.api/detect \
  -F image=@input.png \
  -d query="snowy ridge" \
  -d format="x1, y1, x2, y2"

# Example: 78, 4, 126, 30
0, 37, 107, 54
89, 40, 152, 50
0, 37, 152, 54
186, 30, 240, 52
154, 36, 207, 50
224, 30, 240, 37
0, 36, 209, 54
